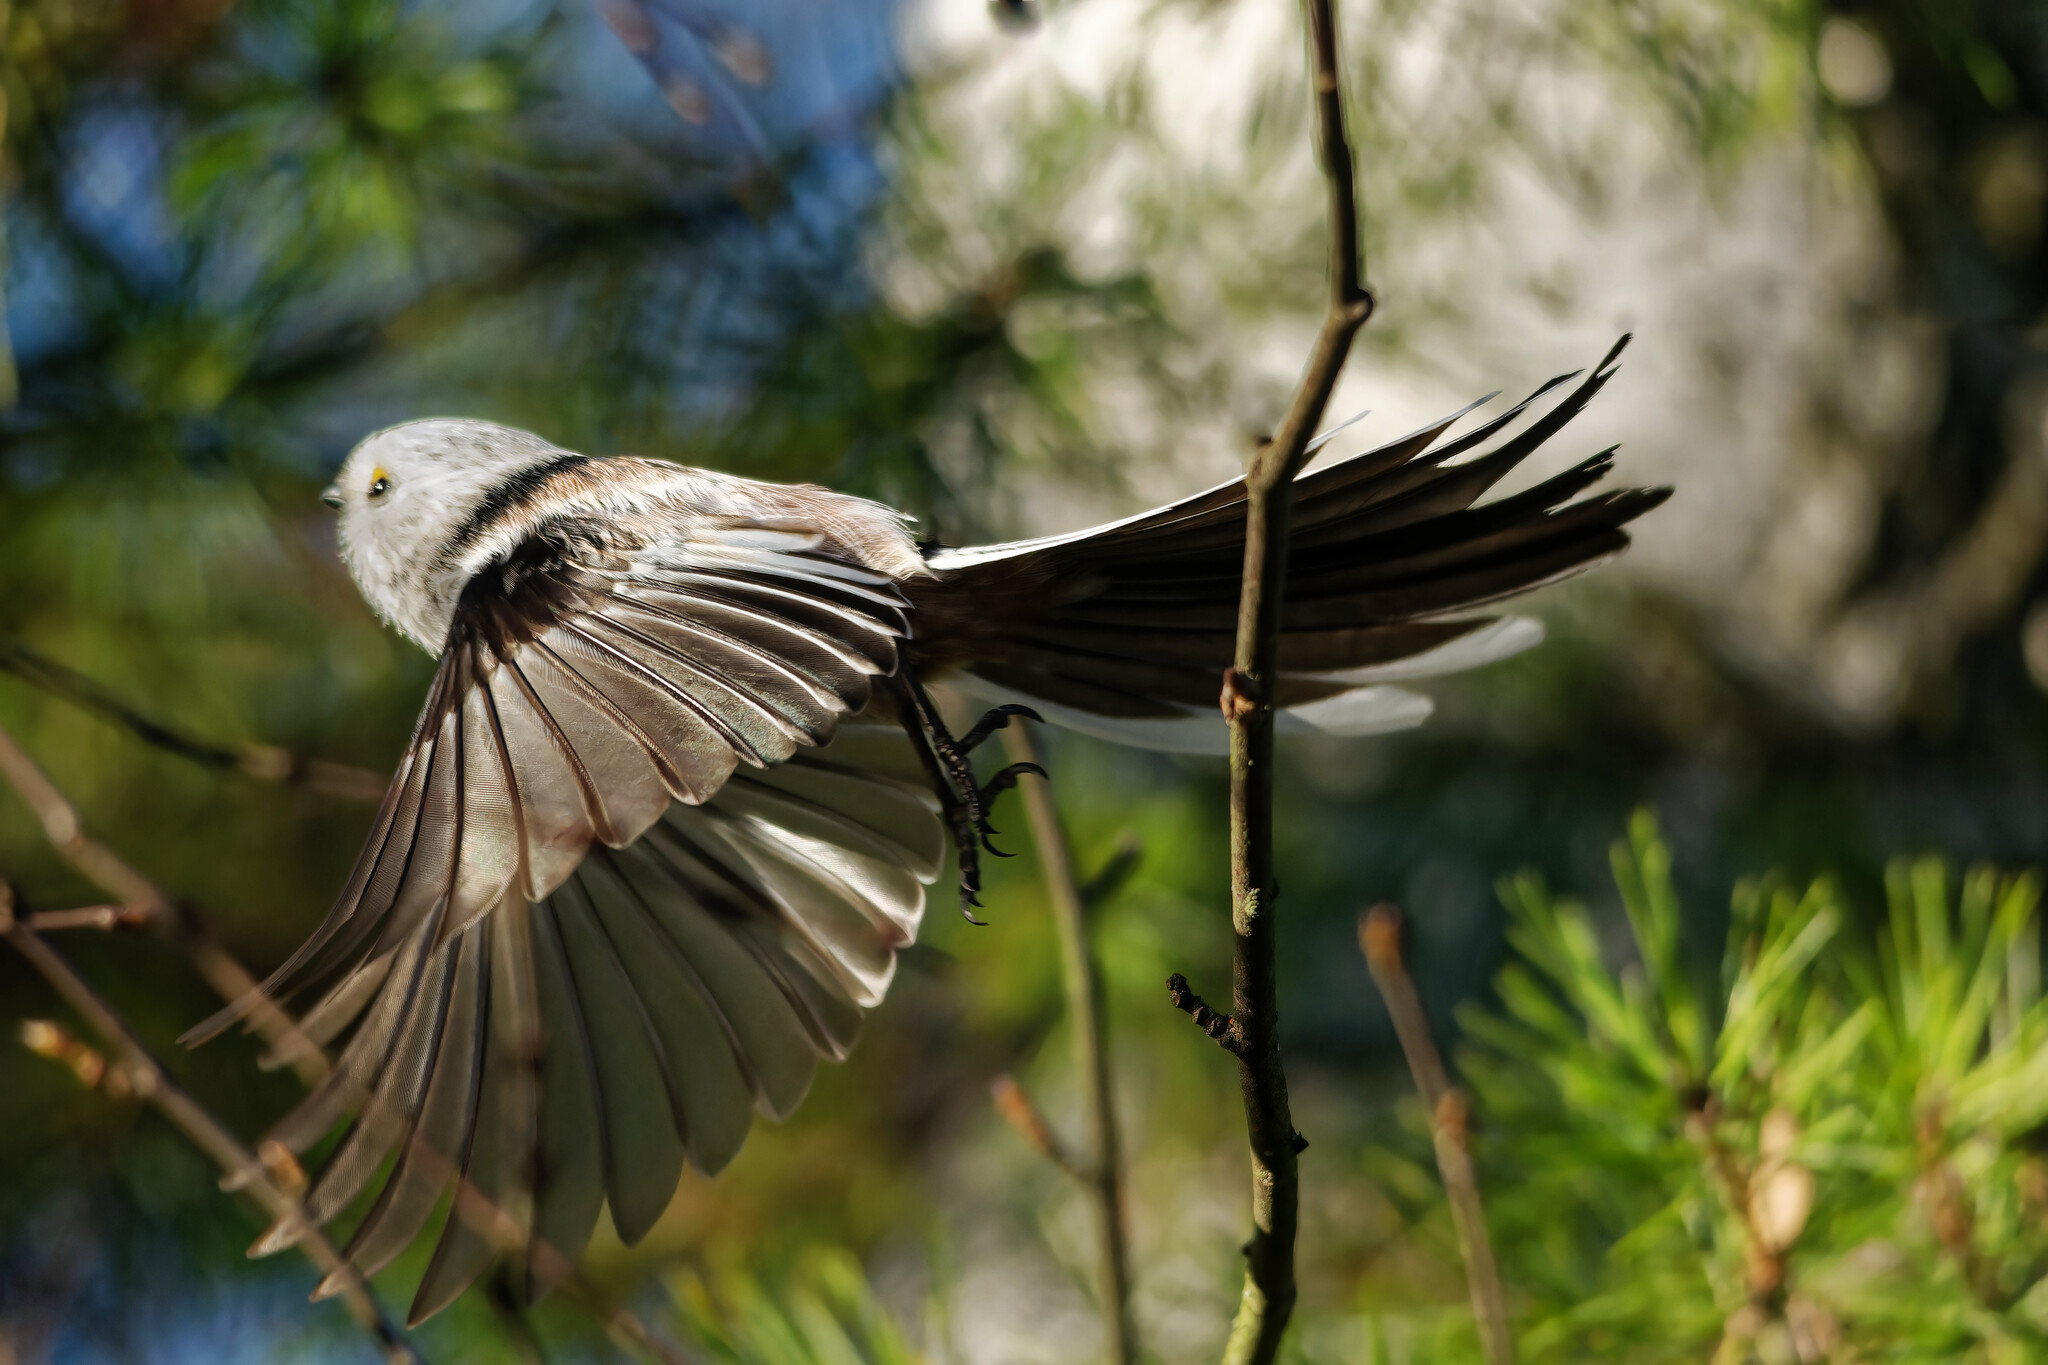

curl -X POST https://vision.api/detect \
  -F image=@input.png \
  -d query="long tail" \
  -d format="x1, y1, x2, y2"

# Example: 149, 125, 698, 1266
909, 336, 1667, 752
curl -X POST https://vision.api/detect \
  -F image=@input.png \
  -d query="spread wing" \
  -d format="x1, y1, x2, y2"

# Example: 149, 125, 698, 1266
183, 512, 942, 1322
188, 513, 912, 1040
251, 730, 942, 1323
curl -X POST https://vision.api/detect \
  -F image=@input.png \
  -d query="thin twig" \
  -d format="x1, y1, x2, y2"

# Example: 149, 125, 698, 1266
1215, 0, 1373, 1358
26, 904, 155, 931
1360, 905, 1513, 1365
0, 637, 386, 803
1167, 973, 1244, 1055
0, 885, 421, 1363
0, 721, 163, 910
991, 1074, 1087, 1180
1001, 724, 1137, 1365
0, 721, 330, 1085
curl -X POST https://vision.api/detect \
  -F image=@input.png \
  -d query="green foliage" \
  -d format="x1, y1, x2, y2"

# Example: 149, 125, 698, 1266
667, 1246, 927, 1365
1434, 813, 2048, 1363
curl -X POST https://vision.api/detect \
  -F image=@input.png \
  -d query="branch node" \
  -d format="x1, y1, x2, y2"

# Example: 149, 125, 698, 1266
1167, 972, 1245, 1055
1220, 666, 1262, 722
28, 903, 157, 932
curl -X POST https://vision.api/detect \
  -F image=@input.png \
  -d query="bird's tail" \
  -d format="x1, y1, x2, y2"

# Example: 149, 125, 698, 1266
908, 336, 1667, 752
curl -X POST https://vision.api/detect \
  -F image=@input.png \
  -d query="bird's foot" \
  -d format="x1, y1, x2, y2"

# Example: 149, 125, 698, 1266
894, 682, 1048, 923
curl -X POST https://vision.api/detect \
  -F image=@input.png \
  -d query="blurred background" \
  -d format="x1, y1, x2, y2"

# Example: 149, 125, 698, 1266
3, 0, 2046, 1358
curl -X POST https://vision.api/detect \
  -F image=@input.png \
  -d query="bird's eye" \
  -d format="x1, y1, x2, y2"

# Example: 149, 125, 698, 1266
368, 474, 392, 499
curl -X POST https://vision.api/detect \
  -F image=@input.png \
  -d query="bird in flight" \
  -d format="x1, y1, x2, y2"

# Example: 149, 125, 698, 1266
187, 336, 1664, 1322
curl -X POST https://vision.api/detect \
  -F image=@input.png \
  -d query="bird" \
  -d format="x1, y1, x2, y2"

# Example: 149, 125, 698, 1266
185, 335, 1665, 1323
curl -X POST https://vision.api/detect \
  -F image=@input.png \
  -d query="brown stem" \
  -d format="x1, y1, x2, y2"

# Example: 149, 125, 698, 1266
1000, 725, 1137, 1365
1360, 905, 1514, 1365
1218, 0, 1373, 1359
991, 1074, 1086, 1180
0, 721, 331, 1086
26, 904, 155, 931
0, 885, 420, 1363
0, 638, 385, 802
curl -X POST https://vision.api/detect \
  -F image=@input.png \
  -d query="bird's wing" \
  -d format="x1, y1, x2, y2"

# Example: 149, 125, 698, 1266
247, 727, 942, 1324
186, 514, 912, 1043
179, 509, 938, 1321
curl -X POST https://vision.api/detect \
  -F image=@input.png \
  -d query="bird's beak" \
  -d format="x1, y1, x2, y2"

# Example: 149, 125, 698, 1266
320, 486, 343, 509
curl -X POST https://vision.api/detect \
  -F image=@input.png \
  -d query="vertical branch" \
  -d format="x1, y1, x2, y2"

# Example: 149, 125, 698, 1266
1215, 0, 1372, 1360
1360, 906, 1513, 1365
0, 887, 420, 1362
1000, 724, 1137, 1365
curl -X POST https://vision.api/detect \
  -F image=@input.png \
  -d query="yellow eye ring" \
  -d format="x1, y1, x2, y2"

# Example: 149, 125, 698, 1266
368, 468, 392, 499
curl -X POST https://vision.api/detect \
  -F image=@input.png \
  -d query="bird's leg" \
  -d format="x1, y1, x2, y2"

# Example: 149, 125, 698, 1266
892, 669, 1045, 922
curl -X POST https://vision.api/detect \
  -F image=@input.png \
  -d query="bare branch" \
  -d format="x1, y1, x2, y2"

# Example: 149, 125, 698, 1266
0, 720, 164, 911
1000, 724, 1137, 1365
26, 904, 155, 931
1217, 0, 1373, 1358
0, 885, 421, 1363
0, 637, 385, 803
991, 1074, 1087, 1180
1360, 905, 1514, 1365
0, 721, 331, 1086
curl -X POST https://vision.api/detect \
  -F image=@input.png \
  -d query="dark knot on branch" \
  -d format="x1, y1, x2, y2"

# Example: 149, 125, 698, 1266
1167, 972, 1245, 1056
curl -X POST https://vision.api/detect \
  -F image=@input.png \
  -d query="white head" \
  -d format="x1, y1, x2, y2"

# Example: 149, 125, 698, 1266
323, 418, 577, 651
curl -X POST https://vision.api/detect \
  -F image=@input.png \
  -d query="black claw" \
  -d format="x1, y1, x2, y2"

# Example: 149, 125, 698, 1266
981, 833, 1013, 857
958, 703, 1045, 754
978, 761, 1047, 805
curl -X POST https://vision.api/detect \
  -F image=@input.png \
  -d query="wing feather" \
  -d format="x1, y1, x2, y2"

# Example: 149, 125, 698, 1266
525, 899, 607, 1302
320, 924, 487, 1289
579, 850, 755, 1174
254, 746, 927, 1309
409, 906, 535, 1326
548, 873, 689, 1246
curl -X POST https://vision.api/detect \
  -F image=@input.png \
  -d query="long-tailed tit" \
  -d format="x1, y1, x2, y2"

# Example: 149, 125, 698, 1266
187, 337, 1664, 1321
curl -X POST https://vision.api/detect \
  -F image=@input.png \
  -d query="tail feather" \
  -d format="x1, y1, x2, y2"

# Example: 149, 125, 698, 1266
917, 336, 1663, 751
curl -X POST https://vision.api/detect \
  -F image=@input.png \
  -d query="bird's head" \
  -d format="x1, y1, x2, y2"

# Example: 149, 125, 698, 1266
324, 418, 576, 651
